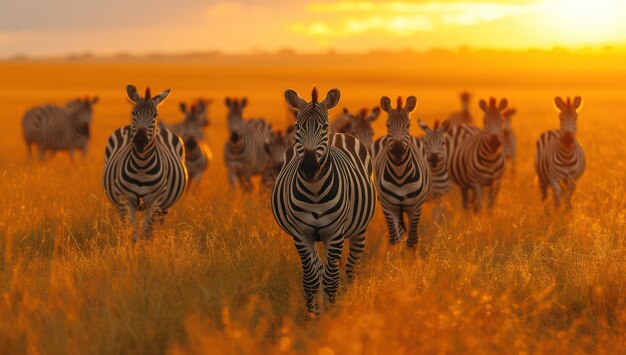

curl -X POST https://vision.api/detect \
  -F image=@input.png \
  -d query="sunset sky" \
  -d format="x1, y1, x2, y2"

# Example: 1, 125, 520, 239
1, 0, 625, 57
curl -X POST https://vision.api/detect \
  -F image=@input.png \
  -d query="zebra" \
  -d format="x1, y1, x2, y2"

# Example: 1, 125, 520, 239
336, 107, 380, 152
445, 97, 508, 214
262, 129, 292, 189
170, 99, 213, 186
224, 97, 272, 192
103, 85, 188, 241
272, 87, 376, 317
502, 108, 517, 174
372, 96, 431, 247
417, 119, 450, 221
535, 96, 586, 210
446, 91, 472, 124
22, 96, 98, 160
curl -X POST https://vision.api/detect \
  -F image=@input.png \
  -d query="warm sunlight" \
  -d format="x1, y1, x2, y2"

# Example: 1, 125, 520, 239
540, 0, 622, 42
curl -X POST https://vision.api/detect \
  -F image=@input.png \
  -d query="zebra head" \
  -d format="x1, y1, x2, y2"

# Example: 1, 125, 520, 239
181, 99, 211, 128
346, 107, 380, 149
418, 119, 446, 169
225, 97, 248, 144
285, 87, 340, 182
502, 108, 516, 140
66, 96, 98, 135
381, 95, 417, 164
264, 129, 289, 170
554, 96, 582, 147
126, 84, 171, 154
478, 97, 508, 151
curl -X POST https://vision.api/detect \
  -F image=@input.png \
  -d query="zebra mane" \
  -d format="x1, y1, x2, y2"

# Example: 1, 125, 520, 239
145, 87, 151, 100
396, 96, 403, 109
311, 87, 318, 103
489, 97, 496, 108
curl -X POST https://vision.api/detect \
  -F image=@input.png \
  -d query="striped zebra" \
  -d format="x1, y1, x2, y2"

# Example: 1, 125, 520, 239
337, 107, 380, 152
372, 96, 431, 247
103, 85, 188, 241
535, 96, 585, 209
262, 129, 292, 188
272, 87, 376, 317
445, 97, 508, 213
502, 108, 517, 174
22, 96, 98, 160
446, 91, 472, 124
417, 119, 450, 221
224, 97, 272, 192
170, 99, 213, 186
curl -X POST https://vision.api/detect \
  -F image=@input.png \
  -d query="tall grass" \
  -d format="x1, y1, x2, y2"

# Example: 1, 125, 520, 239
0, 60, 625, 354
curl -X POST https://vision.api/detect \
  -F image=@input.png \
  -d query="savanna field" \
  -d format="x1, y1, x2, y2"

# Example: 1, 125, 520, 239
0, 52, 625, 354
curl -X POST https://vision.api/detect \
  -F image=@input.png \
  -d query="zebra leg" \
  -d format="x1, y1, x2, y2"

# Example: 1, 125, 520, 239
550, 179, 562, 209
472, 185, 483, 214
461, 187, 470, 210
240, 177, 253, 193
565, 178, 576, 210
487, 180, 501, 214
227, 170, 238, 190
323, 235, 344, 304
295, 240, 323, 317
37, 146, 46, 161
346, 233, 365, 283
143, 204, 165, 240
406, 205, 424, 248
382, 207, 402, 245
127, 206, 139, 242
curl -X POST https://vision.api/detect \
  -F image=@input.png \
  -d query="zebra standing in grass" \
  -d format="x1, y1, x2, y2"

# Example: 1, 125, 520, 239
262, 129, 292, 189
170, 99, 213, 186
502, 108, 517, 174
445, 97, 508, 213
535, 96, 585, 209
103, 85, 187, 241
272, 87, 376, 317
337, 107, 380, 152
224, 97, 272, 192
417, 119, 450, 221
372, 96, 431, 247
22, 96, 98, 160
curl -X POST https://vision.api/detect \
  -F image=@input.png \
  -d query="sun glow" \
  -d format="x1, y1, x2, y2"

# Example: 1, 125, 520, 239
540, 0, 622, 42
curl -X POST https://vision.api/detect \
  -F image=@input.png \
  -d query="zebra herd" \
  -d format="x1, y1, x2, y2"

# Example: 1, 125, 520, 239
21, 86, 586, 316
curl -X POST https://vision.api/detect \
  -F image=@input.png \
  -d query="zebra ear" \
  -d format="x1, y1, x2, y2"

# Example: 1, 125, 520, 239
498, 98, 508, 111
441, 119, 451, 132
367, 107, 381, 122
322, 88, 340, 110
225, 97, 232, 109
180, 102, 187, 114
554, 97, 566, 112
504, 108, 516, 119
241, 98, 248, 109
417, 119, 431, 133
405, 96, 417, 112
572, 96, 583, 112
152, 89, 171, 106
126, 84, 141, 103
479, 99, 488, 112
284, 89, 307, 111
380, 96, 392, 112
91, 96, 99, 105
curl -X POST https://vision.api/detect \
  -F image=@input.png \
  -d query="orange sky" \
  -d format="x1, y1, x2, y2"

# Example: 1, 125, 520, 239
1, 0, 625, 57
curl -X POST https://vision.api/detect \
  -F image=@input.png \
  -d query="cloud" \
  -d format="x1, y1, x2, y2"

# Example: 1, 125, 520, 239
292, 1, 528, 37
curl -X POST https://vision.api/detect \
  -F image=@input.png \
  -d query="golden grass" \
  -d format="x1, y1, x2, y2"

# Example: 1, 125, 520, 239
0, 55, 625, 354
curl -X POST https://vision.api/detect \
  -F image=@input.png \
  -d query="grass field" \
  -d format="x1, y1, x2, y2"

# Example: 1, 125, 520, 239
0, 52, 625, 354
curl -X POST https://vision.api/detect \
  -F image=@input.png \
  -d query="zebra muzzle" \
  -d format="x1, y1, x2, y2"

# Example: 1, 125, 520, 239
230, 132, 241, 144
428, 154, 441, 168
185, 137, 198, 151
390, 143, 406, 162
299, 151, 320, 181
488, 135, 501, 150
133, 130, 149, 153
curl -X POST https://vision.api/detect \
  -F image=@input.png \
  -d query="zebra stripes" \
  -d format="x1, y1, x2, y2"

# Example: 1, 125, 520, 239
445, 97, 507, 213
224, 97, 272, 192
262, 129, 293, 189
22, 97, 98, 160
502, 108, 517, 174
335, 107, 380, 152
103, 85, 188, 241
170, 99, 213, 185
417, 119, 450, 221
535, 96, 586, 209
372, 96, 431, 247
272, 87, 375, 316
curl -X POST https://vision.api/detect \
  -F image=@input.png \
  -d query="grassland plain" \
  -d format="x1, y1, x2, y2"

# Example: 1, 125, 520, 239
0, 52, 625, 354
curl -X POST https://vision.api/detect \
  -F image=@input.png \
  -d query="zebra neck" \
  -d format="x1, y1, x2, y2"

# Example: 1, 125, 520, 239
479, 132, 502, 157
557, 137, 577, 157
385, 149, 414, 176
131, 140, 158, 160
